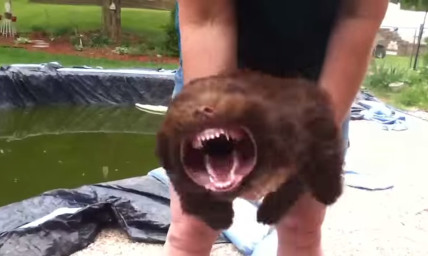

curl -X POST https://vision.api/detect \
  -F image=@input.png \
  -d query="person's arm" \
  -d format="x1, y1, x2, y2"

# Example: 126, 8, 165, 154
164, 1, 237, 256
177, 0, 237, 84
319, 0, 388, 125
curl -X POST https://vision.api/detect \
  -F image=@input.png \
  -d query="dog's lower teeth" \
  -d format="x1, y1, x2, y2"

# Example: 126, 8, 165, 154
209, 176, 233, 189
217, 181, 232, 188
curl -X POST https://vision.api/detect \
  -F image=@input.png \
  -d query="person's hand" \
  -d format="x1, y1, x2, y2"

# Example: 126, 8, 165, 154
164, 185, 326, 256
275, 192, 326, 256
163, 186, 221, 256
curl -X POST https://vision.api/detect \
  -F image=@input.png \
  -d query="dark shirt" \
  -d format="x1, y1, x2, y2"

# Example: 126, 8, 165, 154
176, 0, 343, 80
236, 0, 342, 80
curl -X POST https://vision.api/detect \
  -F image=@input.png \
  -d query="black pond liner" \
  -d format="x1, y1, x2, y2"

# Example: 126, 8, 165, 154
0, 173, 228, 256
0, 63, 229, 256
0, 63, 175, 109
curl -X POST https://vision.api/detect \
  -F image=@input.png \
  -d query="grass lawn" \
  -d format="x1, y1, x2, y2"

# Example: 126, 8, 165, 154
0, 47, 178, 69
374, 55, 424, 70
13, 0, 170, 43
367, 54, 428, 111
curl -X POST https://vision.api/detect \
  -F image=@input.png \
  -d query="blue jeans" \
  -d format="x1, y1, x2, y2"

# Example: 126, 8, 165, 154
172, 65, 184, 98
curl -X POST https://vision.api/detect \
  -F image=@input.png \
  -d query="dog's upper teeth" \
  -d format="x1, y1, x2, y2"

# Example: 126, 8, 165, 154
196, 128, 237, 145
229, 130, 243, 140
192, 136, 203, 149
224, 132, 230, 140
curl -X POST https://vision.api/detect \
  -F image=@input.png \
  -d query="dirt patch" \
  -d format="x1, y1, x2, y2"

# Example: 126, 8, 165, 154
0, 34, 180, 65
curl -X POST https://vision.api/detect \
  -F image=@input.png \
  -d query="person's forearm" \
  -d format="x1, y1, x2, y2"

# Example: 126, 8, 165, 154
319, 0, 388, 124
164, 2, 236, 255
177, 0, 237, 83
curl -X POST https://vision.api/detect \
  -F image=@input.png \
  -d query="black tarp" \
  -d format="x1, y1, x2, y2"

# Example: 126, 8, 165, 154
0, 64, 175, 109
0, 63, 230, 256
0, 173, 228, 256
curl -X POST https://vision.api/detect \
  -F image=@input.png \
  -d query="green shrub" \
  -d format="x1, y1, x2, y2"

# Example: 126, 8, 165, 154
364, 61, 409, 90
30, 25, 48, 36
15, 37, 31, 45
69, 34, 80, 46
397, 65, 428, 109
395, 83, 428, 109
88, 33, 111, 48
113, 46, 130, 55
126, 43, 150, 56
52, 27, 74, 37
162, 4, 179, 57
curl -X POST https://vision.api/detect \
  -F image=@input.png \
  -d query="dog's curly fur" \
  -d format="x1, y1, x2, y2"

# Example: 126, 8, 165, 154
156, 70, 344, 230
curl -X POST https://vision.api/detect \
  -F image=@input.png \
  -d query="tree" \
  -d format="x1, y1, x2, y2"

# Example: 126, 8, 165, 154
399, 0, 428, 10
102, 0, 122, 43
163, 4, 179, 57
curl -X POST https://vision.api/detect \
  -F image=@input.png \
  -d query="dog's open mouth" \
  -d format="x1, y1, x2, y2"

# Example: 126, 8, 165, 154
181, 127, 257, 192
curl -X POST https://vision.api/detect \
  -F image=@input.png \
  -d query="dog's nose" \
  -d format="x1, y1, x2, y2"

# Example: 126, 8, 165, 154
195, 106, 214, 119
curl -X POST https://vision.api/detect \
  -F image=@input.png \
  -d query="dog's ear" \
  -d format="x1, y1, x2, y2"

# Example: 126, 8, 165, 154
296, 111, 344, 205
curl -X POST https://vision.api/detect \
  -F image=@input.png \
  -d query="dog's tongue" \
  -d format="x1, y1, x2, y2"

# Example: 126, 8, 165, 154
204, 152, 238, 182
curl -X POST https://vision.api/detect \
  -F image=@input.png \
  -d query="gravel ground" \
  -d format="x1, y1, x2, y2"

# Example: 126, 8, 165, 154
322, 116, 428, 256
72, 115, 428, 256
71, 229, 242, 256
407, 110, 428, 121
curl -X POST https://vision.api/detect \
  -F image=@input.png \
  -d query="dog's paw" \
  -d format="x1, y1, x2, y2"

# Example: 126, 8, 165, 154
181, 197, 234, 230
257, 204, 283, 225
200, 203, 234, 230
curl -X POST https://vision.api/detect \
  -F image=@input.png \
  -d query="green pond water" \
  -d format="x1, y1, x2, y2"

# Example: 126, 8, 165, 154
0, 105, 165, 207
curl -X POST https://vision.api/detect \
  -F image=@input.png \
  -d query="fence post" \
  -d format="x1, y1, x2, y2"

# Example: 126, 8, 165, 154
413, 10, 427, 70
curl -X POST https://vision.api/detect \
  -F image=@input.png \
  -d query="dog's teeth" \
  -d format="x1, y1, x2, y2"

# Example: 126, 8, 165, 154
192, 137, 202, 149
213, 180, 233, 189
229, 130, 243, 140
220, 129, 226, 135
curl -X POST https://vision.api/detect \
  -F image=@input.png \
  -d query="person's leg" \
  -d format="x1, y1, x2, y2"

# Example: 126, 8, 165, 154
264, 115, 350, 256
342, 114, 350, 156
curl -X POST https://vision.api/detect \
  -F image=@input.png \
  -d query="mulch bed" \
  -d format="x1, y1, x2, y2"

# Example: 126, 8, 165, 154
0, 33, 180, 65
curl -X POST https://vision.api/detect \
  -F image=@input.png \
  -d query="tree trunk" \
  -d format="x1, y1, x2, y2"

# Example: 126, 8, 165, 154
102, 0, 121, 42
112, 0, 122, 42
102, 0, 111, 35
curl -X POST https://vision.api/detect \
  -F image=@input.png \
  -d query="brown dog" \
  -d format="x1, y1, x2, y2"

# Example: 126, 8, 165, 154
156, 70, 344, 230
